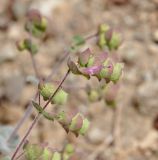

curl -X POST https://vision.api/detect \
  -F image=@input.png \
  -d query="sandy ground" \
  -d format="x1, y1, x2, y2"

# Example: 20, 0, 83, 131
0, 0, 158, 159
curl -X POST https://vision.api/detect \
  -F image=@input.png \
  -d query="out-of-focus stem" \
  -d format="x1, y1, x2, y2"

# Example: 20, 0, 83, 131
30, 53, 40, 79
7, 91, 39, 143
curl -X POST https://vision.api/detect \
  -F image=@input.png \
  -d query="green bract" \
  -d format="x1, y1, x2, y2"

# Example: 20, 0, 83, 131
108, 32, 122, 50
98, 24, 110, 49
79, 118, 90, 135
110, 63, 124, 83
78, 48, 94, 67
52, 89, 68, 105
97, 24, 122, 50
40, 83, 54, 101
69, 113, 90, 136
40, 83, 68, 105
69, 113, 83, 132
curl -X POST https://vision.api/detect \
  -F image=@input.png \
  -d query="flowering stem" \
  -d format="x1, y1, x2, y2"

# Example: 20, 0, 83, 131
11, 69, 70, 160
8, 32, 98, 145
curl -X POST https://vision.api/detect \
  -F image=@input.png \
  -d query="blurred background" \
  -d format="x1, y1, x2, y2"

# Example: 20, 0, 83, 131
0, 0, 158, 159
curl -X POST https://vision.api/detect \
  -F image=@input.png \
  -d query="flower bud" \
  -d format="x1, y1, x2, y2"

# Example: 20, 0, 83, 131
69, 113, 90, 136
78, 48, 94, 67
16, 39, 38, 54
104, 28, 122, 50
79, 118, 90, 135
40, 83, 54, 101
110, 63, 123, 83
24, 39, 38, 55
99, 24, 110, 34
98, 24, 110, 49
97, 59, 113, 81
51, 89, 68, 105
69, 113, 83, 133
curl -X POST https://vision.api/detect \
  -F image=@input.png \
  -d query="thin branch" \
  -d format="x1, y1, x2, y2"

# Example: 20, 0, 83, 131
11, 69, 70, 160
30, 53, 40, 79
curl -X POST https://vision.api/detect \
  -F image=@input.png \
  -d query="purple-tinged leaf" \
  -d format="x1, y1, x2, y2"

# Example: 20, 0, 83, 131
82, 65, 102, 76
93, 52, 108, 66
78, 48, 92, 67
